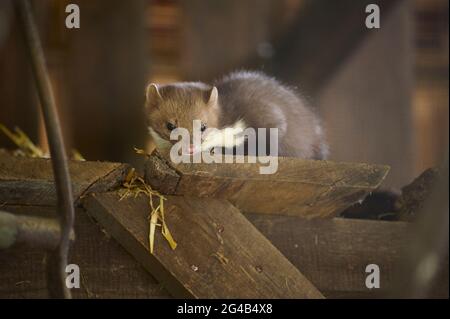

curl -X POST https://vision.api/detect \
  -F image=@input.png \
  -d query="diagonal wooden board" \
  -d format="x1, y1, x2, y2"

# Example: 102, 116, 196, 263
82, 192, 324, 299
144, 152, 390, 218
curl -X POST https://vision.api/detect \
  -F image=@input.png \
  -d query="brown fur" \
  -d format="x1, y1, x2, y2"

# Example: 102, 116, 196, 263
145, 71, 328, 159
145, 82, 220, 142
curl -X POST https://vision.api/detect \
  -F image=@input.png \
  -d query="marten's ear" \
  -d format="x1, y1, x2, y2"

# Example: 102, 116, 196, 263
205, 86, 218, 107
145, 83, 163, 107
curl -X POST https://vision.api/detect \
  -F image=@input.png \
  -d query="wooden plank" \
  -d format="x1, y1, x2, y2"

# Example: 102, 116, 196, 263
245, 214, 410, 298
144, 153, 390, 218
5, 204, 445, 298
0, 205, 170, 299
248, 214, 447, 298
82, 192, 324, 299
0, 152, 131, 206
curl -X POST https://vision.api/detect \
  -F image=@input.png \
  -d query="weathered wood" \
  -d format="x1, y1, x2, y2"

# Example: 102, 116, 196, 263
82, 192, 324, 299
0, 152, 131, 206
144, 153, 390, 218
397, 168, 440, 221
144, 153, 180, 194
248, 214, 447, 299
246, 214, 410, 298
0, 205, 170, 299
391, 160, 449, 298
4, 205, 445, 298
5, 152, 439, 298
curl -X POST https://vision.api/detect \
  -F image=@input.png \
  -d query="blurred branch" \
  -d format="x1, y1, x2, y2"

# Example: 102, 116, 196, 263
14, 0, 75, 299
0, 210, 72, 250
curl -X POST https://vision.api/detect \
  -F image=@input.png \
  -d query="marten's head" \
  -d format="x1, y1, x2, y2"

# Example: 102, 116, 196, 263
145, 82, 220, 152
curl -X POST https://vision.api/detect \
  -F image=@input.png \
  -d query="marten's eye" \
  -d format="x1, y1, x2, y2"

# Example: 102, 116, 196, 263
201, 123, 207, 132
166, 122, 177, 131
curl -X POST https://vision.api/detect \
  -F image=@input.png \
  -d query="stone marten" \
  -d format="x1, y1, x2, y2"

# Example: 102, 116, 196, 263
145, 71, 328, 159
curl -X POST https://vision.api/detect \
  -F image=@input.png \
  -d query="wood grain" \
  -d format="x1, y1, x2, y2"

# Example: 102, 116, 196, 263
0, 152, 131, 206
0, 205, 169, 299
4, 205, 446, 298
246, 214, 412, 298
144, 153, 390, 218
82, 192, 324, 299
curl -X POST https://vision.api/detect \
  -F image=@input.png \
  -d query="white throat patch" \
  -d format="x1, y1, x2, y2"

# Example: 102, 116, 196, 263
201, 120, 247, 151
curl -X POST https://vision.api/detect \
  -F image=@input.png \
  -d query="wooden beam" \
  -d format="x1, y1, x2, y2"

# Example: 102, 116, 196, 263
144, 152, 390, 218
3, 204, 447, 298
246, 214, 412, 298
0, 151, 131, 206
0, 205, 169, 299
82, 192, 324, 298
0, 151, 389, 219
7, 152, 438, 297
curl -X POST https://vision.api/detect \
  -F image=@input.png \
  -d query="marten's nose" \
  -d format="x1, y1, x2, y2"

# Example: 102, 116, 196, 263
187, 144, 195, 154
